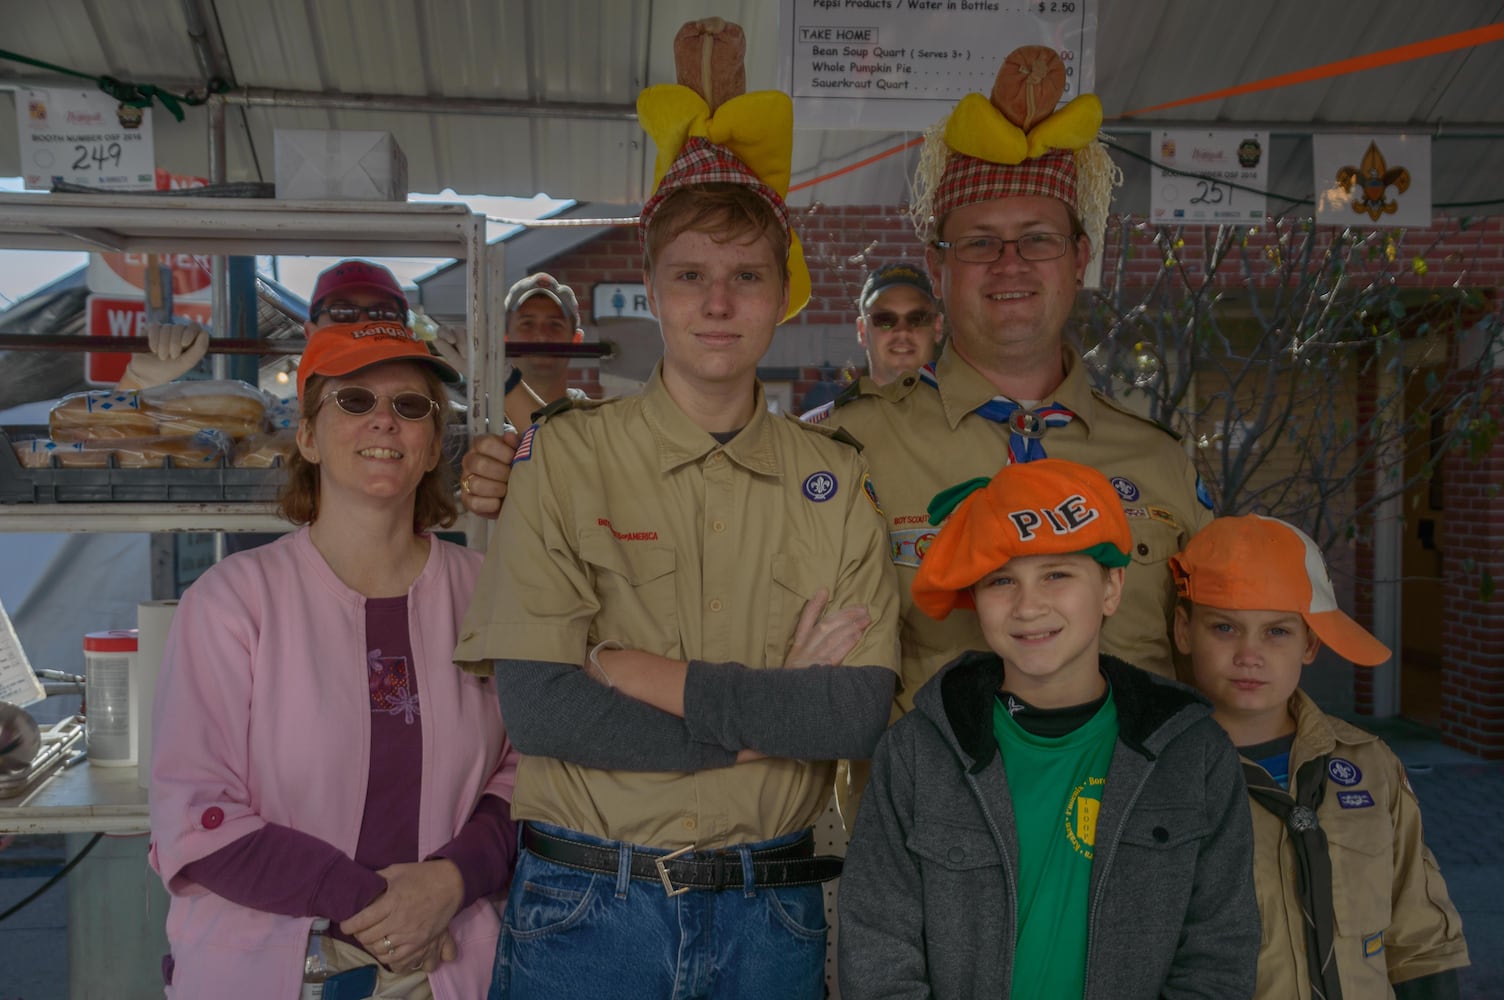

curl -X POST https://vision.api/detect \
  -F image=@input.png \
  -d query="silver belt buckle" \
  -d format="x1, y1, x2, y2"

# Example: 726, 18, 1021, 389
654, 843, 694, 897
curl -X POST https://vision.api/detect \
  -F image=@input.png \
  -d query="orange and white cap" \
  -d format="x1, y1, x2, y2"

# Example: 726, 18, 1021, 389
1170, 514, 1391, 666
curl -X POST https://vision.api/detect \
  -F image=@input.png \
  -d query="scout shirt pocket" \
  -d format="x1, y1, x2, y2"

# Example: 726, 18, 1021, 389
1326, 809, 1395, 951
766, 552, 821, 666
1107, 518, 1184, 671
579, 526, 679, 656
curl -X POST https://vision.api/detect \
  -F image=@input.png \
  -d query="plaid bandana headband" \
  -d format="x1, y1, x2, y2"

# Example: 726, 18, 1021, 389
931, 148, 1079, 226
638, 136, 792, 251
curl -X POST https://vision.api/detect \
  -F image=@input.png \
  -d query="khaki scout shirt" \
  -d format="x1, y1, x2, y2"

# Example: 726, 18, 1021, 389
825, 347, 1212, 713
1246, 690, 1468, 999
455, 368, 899, 849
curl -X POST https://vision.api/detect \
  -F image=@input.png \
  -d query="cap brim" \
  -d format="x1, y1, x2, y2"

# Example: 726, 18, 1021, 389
1306, 609, 1391, 666
314, 350, 461, 386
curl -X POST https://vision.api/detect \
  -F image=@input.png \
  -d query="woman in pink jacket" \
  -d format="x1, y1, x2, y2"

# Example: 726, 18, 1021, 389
150, 261, 517, 1000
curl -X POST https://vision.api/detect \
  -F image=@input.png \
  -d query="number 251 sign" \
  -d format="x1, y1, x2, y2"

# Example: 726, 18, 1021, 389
18, 88, 156, 192
1151, 130, 1268, 224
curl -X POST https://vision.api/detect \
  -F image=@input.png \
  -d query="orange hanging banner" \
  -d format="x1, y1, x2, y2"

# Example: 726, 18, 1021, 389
1118, 23, 1504, 119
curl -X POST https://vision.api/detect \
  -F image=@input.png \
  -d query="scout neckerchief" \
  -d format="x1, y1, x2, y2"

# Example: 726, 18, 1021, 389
1243, 755, 1344, 1000
917, 362, 1075, 463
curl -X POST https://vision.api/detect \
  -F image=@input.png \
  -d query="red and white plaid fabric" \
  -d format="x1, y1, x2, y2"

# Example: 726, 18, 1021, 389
933, 147, 1078, 221
638, 136, 791, 249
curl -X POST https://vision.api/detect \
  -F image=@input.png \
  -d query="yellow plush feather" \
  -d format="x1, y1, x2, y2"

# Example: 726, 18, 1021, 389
943, 93, 1029, 166
1024, 94, 1103, 159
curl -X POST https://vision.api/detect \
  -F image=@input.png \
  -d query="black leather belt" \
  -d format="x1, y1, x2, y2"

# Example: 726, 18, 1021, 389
521, 822, 843, 895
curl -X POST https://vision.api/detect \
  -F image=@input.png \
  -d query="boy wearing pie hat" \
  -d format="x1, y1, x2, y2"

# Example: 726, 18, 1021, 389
1171, 515, 1469, 1000
840, 458, 1257, 999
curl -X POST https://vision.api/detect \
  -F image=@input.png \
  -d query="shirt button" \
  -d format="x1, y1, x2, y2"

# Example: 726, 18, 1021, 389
200, 806, 225, 830
709, 599, 723, 612
1137, 543, 1149, 556
947, 846, 964, 863
712, 520, 726, 533
683, 818, 698, 831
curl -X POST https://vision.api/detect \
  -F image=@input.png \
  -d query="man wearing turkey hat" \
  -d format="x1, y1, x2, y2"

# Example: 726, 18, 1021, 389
454, 19, 898, 999
823, 47, 1214, 724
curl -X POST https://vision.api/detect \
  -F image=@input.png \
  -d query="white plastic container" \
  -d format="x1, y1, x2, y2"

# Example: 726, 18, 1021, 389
83, 629, 137, 766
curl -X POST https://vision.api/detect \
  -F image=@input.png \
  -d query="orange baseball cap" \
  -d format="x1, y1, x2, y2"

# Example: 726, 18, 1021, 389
911, 459, 1132, 620
1170, 514, 1391, 666
297, 321, 459, 400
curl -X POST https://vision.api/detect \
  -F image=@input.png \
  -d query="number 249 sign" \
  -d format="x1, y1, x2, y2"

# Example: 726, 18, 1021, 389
18, 88, 156, 192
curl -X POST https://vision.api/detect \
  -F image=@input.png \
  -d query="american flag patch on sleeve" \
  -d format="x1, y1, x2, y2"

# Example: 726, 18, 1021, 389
514, 425, 538, 463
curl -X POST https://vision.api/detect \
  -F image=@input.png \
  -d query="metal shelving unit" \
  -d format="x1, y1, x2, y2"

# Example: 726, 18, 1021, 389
0, 192, 501, 536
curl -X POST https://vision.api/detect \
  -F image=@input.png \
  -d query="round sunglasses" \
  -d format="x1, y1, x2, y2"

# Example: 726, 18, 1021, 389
313, 302, 407, 323
318, 386, 439, 422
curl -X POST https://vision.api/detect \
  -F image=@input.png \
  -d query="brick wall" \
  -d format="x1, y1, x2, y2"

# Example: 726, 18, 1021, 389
527, 208, 1504, 755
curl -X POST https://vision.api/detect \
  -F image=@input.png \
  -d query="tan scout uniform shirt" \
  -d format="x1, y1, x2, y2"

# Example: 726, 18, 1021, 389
826, 347, 1212, 713
1247, 690, 1468, 999
455, 368, 900, 850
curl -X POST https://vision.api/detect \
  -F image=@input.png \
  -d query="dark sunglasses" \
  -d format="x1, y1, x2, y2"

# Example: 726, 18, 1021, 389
868, 308, 937, 331
318, 386, 439, 422
314, 302, 407, 323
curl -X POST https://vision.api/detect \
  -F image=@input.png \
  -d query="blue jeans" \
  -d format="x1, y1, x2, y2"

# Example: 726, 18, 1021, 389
489, 823, 828, 1000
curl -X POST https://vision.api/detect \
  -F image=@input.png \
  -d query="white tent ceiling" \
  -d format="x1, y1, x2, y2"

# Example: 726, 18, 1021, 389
2, 1, 1502, 216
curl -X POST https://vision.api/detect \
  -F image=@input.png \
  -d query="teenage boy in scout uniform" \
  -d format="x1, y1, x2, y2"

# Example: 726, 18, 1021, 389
1171, 515, 1469, 1000
455, 24, 899, 1000
840, 459, 1257, 999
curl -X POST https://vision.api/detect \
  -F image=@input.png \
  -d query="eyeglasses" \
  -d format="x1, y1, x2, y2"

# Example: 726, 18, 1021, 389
934, 232, 1075, 264
313, 302, 407, 323
867, 308, 937, 331
318, 386, 439, 422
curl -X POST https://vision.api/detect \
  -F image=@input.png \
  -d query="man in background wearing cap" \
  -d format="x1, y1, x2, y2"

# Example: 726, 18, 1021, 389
819, 48, 1213, 726
455, 30, 898, 997
1171, 515, 1468, 1000
839, 458, 1257, 999
503, 272, 590, 406
114, 257, 412, 392
802, 261, 943, 417
854, 262, 944, 387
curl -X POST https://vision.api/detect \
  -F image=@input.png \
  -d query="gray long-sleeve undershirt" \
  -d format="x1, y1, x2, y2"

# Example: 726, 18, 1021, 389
493, 658, 895, 773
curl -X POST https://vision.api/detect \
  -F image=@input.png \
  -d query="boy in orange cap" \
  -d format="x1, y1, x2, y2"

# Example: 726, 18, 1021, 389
840, 458, 1258, 1000
1171, 515, 1469, 1000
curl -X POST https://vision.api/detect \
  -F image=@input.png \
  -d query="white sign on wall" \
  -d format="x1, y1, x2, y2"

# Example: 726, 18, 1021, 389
1313, 134, 1432, 229
16, 88, 156, 191
780, 0, 1096, 130
592, 283, 655, 322
1150, 131, 1268, 224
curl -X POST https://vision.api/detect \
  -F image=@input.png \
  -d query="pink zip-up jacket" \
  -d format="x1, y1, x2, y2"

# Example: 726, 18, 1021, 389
149, 528, 515, 999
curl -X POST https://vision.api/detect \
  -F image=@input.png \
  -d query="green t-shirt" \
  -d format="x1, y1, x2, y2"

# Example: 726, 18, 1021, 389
994, 689, 1119, 999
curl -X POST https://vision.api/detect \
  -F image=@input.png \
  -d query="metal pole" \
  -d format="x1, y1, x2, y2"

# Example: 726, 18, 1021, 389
219, 87, 636, 122
207, 95, 229, 382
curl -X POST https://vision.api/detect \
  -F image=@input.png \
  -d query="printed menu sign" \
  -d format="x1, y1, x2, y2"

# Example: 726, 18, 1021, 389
781, 0, 1096, 130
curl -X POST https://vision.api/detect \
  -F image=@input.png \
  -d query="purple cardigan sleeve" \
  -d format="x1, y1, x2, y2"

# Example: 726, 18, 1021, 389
428, 794, 517, 906
178, 823, 388, 922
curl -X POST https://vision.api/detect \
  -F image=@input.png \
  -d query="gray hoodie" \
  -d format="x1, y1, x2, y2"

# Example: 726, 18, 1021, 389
839, 651, 1259, 1000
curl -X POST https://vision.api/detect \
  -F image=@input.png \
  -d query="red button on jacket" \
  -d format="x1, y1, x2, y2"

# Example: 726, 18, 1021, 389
200, 806, 224, 830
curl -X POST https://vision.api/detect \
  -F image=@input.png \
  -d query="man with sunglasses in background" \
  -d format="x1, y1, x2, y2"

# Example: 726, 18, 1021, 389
854, 263, 944, 388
